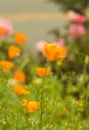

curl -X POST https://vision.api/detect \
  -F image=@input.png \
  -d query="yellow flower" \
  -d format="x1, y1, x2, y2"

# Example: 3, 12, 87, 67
63, 106, 67, 113
56, 60, 63, 66
37, 67, 51, 77
22, 99, 28, 107
43, 43, 67, 61
23, 99, 40, 113
8, 45, 21, 58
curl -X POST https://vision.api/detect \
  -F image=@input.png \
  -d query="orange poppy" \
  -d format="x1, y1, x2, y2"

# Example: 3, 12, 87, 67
23, 99, 40, 113
37, 67, 51, 77
8, 45, 21, 58
13, 84, 29, 95
43, 43, 67, 61
14, 70, 26, 83
0, 27, 5, 36
14, 32, 27, 44
0, 60, 13, 72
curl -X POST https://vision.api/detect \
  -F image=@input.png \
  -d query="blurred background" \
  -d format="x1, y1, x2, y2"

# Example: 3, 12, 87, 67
0, 0, 67, 52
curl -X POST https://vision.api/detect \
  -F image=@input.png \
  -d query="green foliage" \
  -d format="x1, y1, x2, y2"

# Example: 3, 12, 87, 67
1, 69, 89, 129
0, 11, 89, 129
48, 0, 89, 14
33, 2, 89, 128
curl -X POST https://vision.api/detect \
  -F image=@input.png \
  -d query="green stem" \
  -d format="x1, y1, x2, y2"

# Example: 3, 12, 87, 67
18, 58, 29, 70
82, 60, 89, 117
40, 63, 49, 130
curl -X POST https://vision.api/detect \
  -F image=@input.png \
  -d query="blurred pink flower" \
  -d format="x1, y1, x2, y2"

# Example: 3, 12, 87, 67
68, 11, 85, 23
55, 38, 65, 47
0, 18, 12, 36
35, 40, 47, 53
69, 23, 86, 38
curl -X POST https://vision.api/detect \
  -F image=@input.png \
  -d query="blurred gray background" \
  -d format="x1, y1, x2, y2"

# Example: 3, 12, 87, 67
0, 0, 67, 52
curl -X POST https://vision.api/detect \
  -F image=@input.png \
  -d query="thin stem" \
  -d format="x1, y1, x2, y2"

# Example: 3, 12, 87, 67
18, 58, 29, 70
40, 63, 49, 130
82, 60, 89, 117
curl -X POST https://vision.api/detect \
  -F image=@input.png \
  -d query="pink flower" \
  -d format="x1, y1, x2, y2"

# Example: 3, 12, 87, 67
55, 38, 65, 47
68, 23, 86, 38
0, 18, 12, 36
68, 11, 85, 23
35, 40, 47, 53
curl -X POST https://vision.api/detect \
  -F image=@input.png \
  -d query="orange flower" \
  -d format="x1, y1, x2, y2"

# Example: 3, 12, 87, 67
14, 70, 26, 83
13, 84, 29, 95
23, 99, 40, 113
14, 32, 27, 44
37, 67, 51, 77
43, 43, 67, 61
8, 45, 21, 58
0, 60, 13, 72
0, 27, 5, 35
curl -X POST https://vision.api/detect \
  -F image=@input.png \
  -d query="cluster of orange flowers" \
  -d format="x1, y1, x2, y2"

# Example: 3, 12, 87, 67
36, 43, 67, 119
0, 32, 27, 73
0, 32, 40, 113
12, 70, 40, 113
8, 32, 27, 59
37, 43, 67, 77
0, 29, 67, 114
